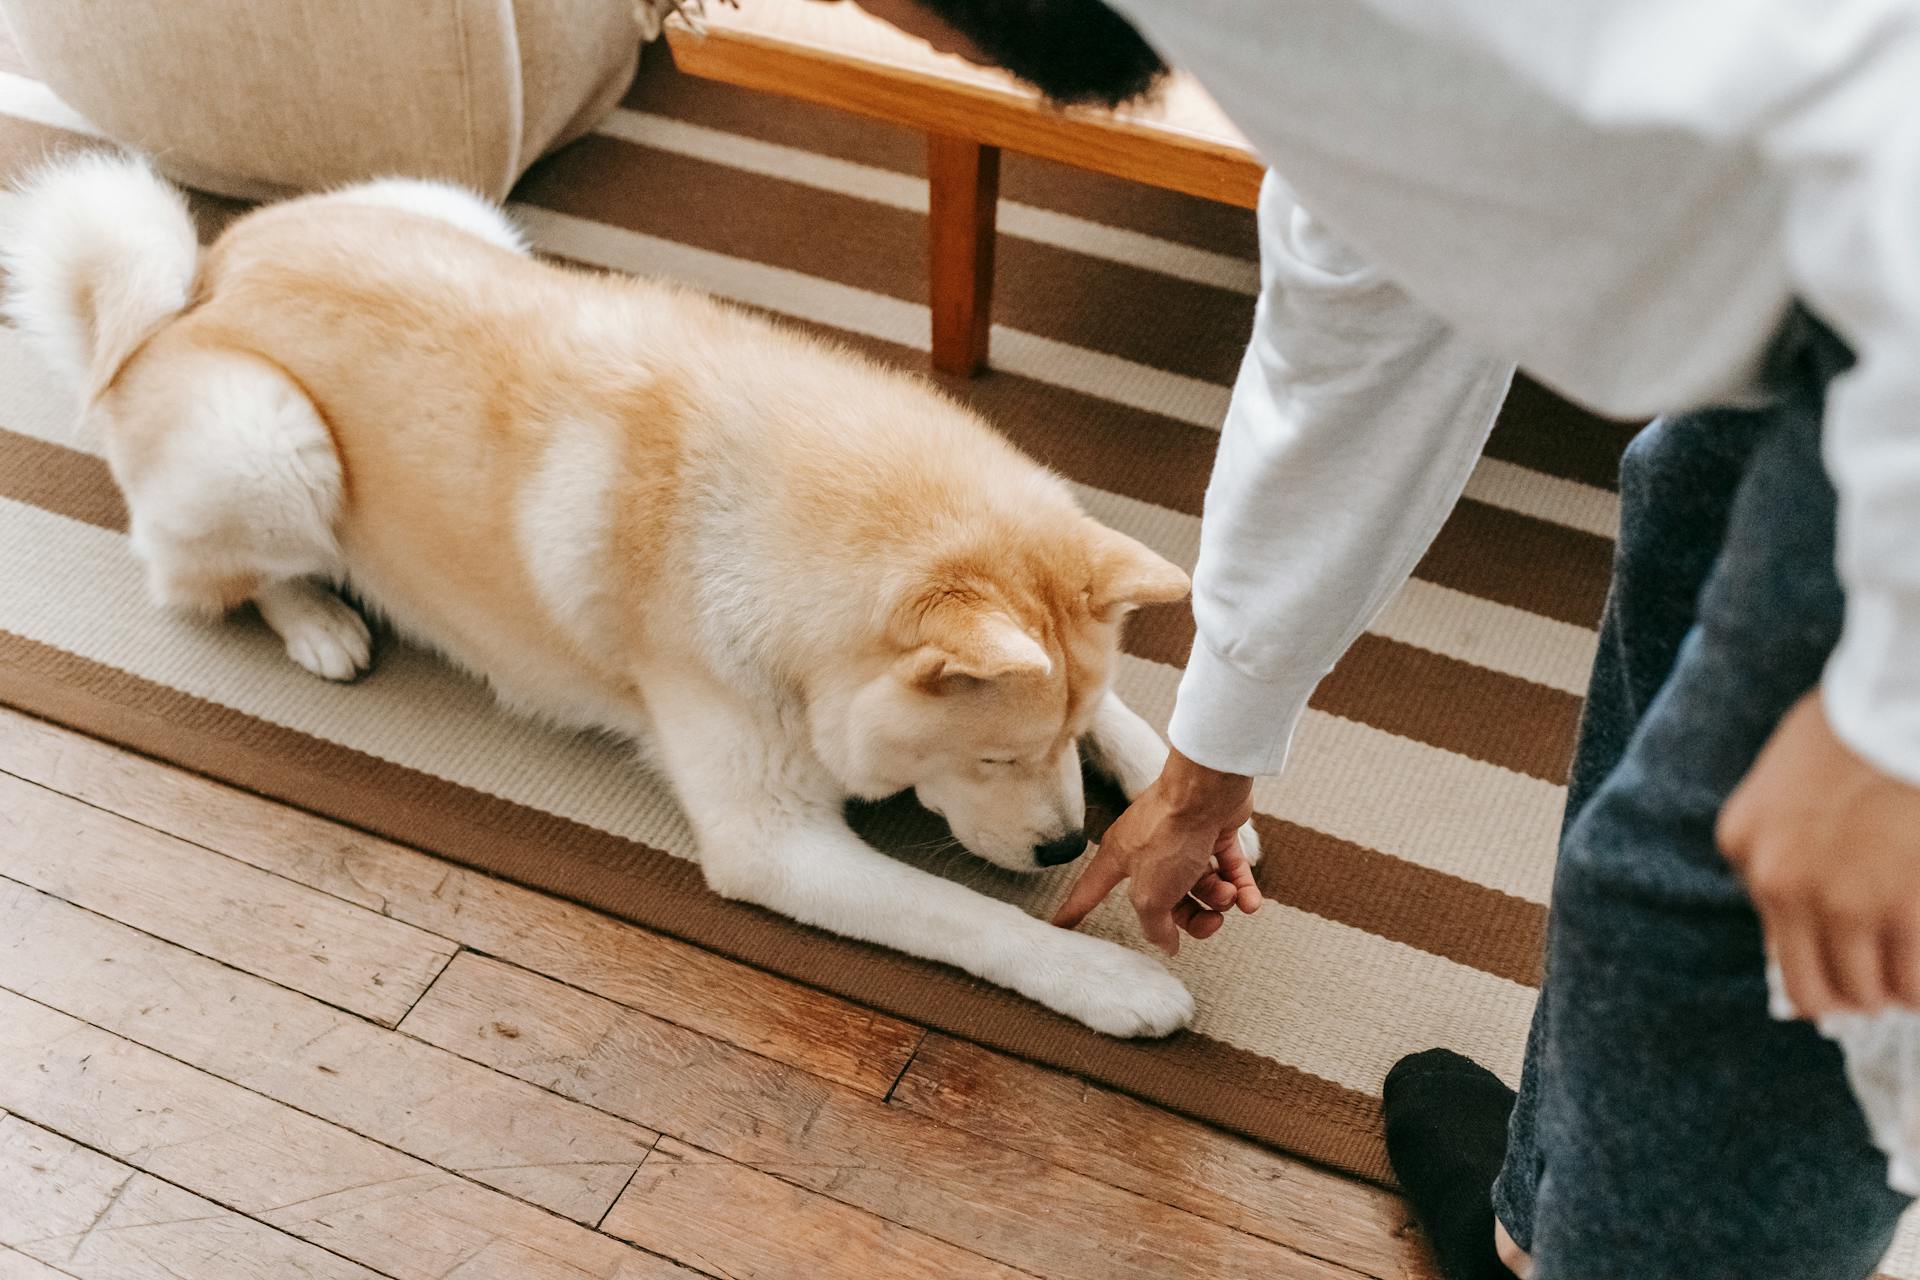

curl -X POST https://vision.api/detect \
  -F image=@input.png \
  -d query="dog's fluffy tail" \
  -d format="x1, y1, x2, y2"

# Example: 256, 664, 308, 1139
1, 152, 199, 396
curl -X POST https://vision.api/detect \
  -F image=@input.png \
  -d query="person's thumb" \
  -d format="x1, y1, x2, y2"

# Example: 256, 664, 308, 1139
1214, 828, 1262, 915
1053, 843, 1127, 930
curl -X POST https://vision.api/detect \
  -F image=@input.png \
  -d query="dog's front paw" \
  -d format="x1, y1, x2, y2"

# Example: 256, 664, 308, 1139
1020, 932, 1195, 1038
1235, 819, 1263, 867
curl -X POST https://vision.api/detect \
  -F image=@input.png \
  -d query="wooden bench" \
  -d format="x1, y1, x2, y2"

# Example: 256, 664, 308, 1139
664, 0, 1262, 375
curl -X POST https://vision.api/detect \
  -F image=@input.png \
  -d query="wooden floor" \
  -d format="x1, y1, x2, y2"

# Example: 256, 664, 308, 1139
0, 705, 1438, 1280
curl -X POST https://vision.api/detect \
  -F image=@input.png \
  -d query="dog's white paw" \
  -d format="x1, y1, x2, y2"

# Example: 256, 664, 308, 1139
283, 597, 371, 681
1235, 819, 1263, 867
1021, 932, 1195, 1038
259, 584, 371, 682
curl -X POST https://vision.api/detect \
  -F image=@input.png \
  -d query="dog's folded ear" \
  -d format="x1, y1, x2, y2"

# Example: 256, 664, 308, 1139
1084, 523, 1191, 619
903, 609, 1052, 690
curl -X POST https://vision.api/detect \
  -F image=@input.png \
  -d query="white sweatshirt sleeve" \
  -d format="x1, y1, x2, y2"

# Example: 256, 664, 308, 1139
1167, 173, 1515, 776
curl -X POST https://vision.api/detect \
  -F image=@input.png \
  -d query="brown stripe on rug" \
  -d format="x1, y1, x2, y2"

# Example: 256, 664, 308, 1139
1250, 816, 1546, 988
0, 429, 125, 531
1418, 500, 1613, 630
1490, 377, 1642, 493
1313, 635, 1581, 784
0, 628, 1395, 1182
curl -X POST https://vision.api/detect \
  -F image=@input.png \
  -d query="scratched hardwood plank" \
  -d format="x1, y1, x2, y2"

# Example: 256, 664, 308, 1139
0, 1116, 390, 1280
0, 878, 658, 1225
405, 953, 1368, 1280
0, 707, 921, 1095
893, 1034, 1436, 1280
0, 991, 694, 1280
603, 1136, 1030, 1280
0, 767, 452, 1026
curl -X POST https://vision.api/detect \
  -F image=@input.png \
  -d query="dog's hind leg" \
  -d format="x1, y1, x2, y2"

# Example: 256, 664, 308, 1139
113, 346, 371, 681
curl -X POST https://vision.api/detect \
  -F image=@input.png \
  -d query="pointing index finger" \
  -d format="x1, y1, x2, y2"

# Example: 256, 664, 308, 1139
1052, 843, 1126, 931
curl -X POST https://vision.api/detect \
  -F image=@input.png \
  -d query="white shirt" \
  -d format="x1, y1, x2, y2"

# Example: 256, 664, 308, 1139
1100, 0, 1920, 783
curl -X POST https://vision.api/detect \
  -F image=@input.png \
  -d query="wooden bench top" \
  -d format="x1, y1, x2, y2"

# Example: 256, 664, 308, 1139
664, 0, 1263, 208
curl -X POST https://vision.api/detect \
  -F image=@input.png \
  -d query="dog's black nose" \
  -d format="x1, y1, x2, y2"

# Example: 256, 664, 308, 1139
1034, 833, 1088, 867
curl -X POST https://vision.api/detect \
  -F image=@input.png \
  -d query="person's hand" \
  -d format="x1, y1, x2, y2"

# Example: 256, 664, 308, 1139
1720, 689, 1920, 1017
1053, 748, 1262, 953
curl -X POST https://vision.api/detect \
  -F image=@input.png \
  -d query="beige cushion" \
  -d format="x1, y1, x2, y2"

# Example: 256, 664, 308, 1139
0, 0, 645, 199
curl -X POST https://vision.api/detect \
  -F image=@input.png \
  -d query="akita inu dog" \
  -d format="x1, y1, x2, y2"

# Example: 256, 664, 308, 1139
4, 154, 1258, 1035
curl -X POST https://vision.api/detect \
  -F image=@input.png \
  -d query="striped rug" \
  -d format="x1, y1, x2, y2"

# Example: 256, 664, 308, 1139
0, 41, 1633, 1187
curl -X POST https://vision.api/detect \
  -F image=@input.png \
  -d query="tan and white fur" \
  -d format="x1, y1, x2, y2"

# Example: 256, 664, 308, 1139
2, 154, 1258, 1036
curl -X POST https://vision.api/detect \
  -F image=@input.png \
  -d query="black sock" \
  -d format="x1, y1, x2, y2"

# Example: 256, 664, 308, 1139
1383, 1048, 1522, 1280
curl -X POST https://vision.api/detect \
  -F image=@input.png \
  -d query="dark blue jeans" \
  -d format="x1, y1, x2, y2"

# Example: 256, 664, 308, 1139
1489, 313, 1913, 1279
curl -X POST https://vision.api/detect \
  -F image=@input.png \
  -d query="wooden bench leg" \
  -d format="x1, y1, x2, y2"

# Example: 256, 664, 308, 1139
927, 133, 999, 377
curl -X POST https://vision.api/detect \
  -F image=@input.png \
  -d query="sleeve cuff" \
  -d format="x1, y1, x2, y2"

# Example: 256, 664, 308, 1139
1167, 641, 1318, 777
1823, 590, 1920, 787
